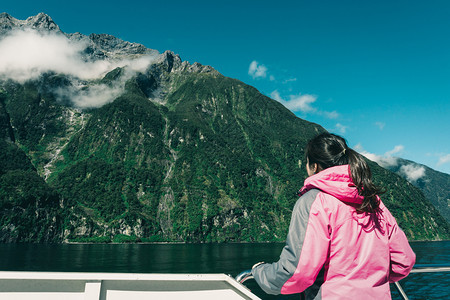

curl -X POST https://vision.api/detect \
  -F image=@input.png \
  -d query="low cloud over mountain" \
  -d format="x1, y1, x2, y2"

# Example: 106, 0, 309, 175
0, 25, 157, 108
358, 144, 426, 183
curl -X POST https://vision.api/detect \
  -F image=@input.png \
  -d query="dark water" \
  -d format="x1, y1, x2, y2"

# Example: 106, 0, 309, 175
0, 241, 448, 299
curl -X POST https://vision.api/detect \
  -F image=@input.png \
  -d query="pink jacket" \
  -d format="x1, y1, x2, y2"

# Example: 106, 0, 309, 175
252, 165, 416, 299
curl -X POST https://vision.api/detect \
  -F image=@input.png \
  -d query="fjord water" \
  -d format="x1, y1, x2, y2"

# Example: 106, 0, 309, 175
0, 241, 448, 299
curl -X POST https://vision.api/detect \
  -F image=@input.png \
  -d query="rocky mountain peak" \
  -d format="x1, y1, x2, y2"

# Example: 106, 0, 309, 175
0, 12, 61, 35
158, 50, 182, 72
0, 13, 19, 34
0, 12, 13, 23
25, 12, 60, 32
157, 51, 218, 75
88, 33, 151, 56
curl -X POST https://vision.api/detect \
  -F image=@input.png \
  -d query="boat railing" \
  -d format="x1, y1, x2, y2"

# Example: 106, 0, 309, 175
235, 264, 450, 299
394, 264, 450, 300
235, 270, 254, 284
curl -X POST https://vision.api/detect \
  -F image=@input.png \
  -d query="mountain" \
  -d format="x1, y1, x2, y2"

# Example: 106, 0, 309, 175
0, 13, 449, 243
0, 89, 62, 242
381, 158, 450, 223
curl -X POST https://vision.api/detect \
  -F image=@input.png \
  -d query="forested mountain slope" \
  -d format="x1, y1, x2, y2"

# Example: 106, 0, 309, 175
0, 13, 448, 242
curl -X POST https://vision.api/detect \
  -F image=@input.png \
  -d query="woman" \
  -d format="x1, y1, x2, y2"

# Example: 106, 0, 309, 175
252, 133, 415, 299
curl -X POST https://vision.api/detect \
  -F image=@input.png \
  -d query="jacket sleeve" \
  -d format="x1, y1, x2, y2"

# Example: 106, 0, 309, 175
388, 215, 416, 282
252, 189, 329, 295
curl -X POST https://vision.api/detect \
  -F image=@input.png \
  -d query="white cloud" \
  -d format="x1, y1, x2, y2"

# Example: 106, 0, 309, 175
359, 145, 404, 168
55, 82, 124, 108
358, 144, 425, 182
386, 145, 404, 157
249, 62, 340, 118
354, 143, 364, 152
0, 29, 85, 82
270, 90, 282, 101
287, 94, 317, 112
271, 90, 317, 113
399, 164, 426, 183
335, 123, 348, 134
323, 110, 339, 119
437, 154, 450, 166
271, 91, 341, 121
375, 122, 385, 130
248, 60, 268, 79
282, 78, 297, 84
270, 90, 284, 105
0, 29, 157, 108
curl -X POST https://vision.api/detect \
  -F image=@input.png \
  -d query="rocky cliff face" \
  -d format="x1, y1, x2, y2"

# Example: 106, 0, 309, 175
0, 13, 449, 243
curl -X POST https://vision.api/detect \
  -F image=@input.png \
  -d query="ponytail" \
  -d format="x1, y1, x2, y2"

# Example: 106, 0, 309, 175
305, 133, 384, 213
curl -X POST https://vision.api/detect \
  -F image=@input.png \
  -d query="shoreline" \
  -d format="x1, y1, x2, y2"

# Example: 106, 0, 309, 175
55, 239, 450, 245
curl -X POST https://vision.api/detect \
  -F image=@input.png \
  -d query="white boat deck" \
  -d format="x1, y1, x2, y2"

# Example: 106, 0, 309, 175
0, 271, 261, 300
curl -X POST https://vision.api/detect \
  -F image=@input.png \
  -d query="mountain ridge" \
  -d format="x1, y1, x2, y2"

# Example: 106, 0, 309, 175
381, 157, 450, 223
0, 13, 449, 243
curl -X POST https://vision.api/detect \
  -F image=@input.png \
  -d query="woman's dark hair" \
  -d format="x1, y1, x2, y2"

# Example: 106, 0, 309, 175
305, 133, 384, 213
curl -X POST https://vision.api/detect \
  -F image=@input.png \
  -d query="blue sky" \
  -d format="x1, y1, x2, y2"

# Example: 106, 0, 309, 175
3, 0, 450, 174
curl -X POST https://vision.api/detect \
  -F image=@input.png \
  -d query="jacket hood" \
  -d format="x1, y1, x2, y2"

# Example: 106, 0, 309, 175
298, 165, 363, 204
